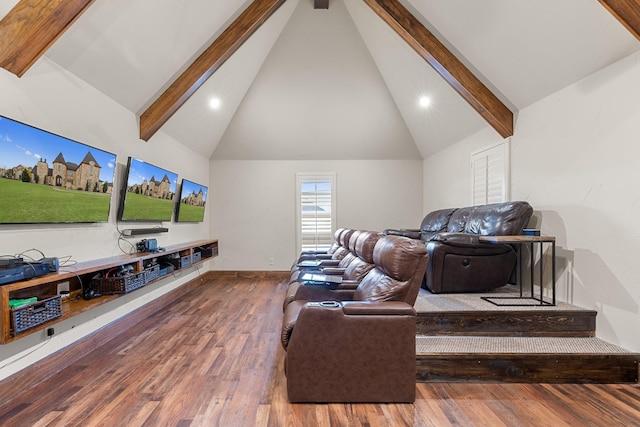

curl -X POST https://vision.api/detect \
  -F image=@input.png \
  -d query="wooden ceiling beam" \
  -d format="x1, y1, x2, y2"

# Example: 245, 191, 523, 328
0, 0, 95, 77
363, 0, 514, 138
599, 0, 640, 41
139, 0, 286, 142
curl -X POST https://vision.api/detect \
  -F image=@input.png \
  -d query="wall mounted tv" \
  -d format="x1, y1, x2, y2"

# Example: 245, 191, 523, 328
0, 115, 117, 224
118, 157, 178, 222
175, 179, 208, 223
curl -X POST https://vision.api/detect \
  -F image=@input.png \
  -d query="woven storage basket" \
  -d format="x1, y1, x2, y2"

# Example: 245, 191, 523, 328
144, 264, 160, 284
11, 295, 62, 335
91, 271, 146, 295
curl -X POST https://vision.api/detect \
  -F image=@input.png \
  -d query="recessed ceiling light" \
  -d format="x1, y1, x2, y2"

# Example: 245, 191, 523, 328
209, 97, 221, 110
419, 96, 431, 108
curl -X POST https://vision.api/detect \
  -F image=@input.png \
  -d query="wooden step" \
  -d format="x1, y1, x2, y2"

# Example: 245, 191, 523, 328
415, 336, 640, 384
414, 287, 597, 337
416, 309, 597, 337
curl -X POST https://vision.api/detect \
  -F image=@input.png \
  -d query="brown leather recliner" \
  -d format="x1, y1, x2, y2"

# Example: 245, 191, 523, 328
290, 228, 355, 274
385, 201, 533, 293
281, 235, 428, 403
297, 227, 345, 259
283, 230, 383, 310
295, 228, 347, 264
289, 229, 363, 284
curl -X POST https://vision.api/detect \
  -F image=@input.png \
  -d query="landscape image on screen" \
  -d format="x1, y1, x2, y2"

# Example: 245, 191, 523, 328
0, 115, 117, 224
175, 179, 207, 222
118, 157, 178, 222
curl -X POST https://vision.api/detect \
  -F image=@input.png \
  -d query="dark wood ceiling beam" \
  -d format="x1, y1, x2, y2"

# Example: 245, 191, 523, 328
599, 0, 640, 41
0, 0, 95, 77
315, 0, 329, 9
139, 0, 286, 142
363, 0, 514, 138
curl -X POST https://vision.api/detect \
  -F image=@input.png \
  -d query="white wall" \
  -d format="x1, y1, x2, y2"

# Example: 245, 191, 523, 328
422, 126, 502, 212
423, 51, 640, 352
210, 160, 423, 270
0, 57, 212, 380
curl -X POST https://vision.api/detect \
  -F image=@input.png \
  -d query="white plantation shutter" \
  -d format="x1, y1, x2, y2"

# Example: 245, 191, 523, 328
471, 140, 510, 205
296, 173, 336, 254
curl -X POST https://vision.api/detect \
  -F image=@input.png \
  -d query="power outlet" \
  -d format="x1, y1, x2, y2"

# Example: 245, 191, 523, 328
268, 258, 274, 265
57, 281, 70, 295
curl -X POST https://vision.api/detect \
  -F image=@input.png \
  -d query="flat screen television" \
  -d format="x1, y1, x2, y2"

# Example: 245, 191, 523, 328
175, 179, 207, 223
0, 115, 117, 224
117, 157, 178, 222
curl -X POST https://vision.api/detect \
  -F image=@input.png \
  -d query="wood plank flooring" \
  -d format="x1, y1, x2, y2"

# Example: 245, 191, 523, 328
0, 274, 639, 426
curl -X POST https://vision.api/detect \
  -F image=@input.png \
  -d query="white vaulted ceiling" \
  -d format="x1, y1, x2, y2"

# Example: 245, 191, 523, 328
4, 0, 640, 159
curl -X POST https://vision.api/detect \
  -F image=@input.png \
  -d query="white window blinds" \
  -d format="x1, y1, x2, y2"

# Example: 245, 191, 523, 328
296, 173, 336, 254
471, 140, 510, 205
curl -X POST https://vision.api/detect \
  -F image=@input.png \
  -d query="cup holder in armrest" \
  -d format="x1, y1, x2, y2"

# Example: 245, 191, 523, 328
307, 301, 342, 308
321, 301, 341, 307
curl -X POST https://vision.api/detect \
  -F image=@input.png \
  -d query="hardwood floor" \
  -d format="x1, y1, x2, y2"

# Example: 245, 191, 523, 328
0, 274, 638, 426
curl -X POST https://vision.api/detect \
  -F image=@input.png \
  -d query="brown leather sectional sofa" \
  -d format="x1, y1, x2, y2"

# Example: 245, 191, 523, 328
385, 201, 533, 293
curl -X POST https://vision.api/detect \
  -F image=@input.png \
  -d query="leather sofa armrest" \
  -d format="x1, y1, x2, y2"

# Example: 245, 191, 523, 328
294, 265, 322, 272
299, 279, 359, 291
296, 259, 323, 268
300, 250, 327, 255
341, 301, 416, 316
321, 267, 346, 275
383, 229, 422, 239
291, 283, 355, 302
296, 259, 340, 269
336, 280, 360, 290
298, 253, 334, 261
283, 281, 356, 311
428, 232, 481, 247
318, 259, 341, 267
298, 273, 343, 289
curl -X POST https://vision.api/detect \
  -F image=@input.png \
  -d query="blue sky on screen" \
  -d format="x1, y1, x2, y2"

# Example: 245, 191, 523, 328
181, 179, 207, 203
127, 157, 178, 193
0, 115, 116, 183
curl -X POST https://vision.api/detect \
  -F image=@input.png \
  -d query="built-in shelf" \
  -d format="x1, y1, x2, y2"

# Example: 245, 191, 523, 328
0, 239, 218, 344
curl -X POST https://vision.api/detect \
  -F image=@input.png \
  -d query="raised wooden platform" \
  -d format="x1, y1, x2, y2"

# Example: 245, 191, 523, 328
415, 286, 597, 337
413, 287, 639, 383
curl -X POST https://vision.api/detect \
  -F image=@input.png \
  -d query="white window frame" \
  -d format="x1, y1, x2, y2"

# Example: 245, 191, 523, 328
295, 173, 337, 256
470, 139, 510, 205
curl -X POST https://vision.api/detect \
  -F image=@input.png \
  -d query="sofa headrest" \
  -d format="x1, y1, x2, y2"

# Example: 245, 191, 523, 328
372, 235, 427, 282
343, 233, 381, 281
326, 228, 345, 255
353, 235, 428, 304
348, 230, 364, 253
447, 201, 533, 236
339, 229, 355, 247
355, 231, 383, 263
447, 207, 472, 232
420, 208, 457, 232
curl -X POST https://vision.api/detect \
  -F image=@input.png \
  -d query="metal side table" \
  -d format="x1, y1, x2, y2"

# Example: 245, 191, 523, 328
478, 235, 556, 306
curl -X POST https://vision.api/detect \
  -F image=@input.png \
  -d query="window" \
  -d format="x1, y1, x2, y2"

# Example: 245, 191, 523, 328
296, 173, 336, 255
470, 139, 510, 205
